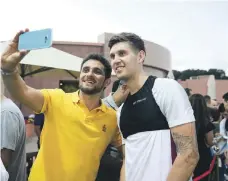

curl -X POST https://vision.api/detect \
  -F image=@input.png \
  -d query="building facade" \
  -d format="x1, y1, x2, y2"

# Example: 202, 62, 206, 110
178, 75, 228, 103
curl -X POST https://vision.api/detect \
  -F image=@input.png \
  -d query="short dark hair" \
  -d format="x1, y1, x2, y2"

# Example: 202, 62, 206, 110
204, 95, 211, 104
112, 80, 120, 92
189, 94, 210, 134
218, 103, 225, 113
108, 32, 146, 54
223, 92, 228, 102
81, 53, 112, 79
185, 88, 192, 97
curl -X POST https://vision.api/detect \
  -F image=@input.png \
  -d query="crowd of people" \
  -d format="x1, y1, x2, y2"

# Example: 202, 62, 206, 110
186, 89, 228, 180
0, 29, 228, 181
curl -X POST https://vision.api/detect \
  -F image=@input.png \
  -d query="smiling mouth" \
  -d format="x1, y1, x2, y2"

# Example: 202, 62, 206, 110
116, 66, 124, 72
84, 80, 96, 84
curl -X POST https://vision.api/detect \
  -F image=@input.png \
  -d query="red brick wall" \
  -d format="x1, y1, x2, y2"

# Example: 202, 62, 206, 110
216, 80, 228, 102
178, 79, 228, 103
53, 42, 104, 58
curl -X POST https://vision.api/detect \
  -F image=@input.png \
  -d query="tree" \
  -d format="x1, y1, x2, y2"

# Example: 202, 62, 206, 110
172, 70, 181, 80
208, 69, 226, 79
172, 69, 228, 80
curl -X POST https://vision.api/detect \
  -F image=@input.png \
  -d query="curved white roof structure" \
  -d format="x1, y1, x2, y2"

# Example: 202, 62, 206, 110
1, 41, 83, 73
22, 47, 83, 72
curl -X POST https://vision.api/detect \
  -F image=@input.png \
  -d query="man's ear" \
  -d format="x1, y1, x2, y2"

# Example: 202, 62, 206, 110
137, 50, 146, 64
104, 78, 111, 88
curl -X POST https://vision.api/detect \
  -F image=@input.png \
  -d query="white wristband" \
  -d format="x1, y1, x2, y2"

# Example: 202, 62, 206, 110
1, 68, 18, 76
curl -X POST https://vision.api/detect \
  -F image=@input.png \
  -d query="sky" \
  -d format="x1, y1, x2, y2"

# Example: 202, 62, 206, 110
0, 0, 228, 74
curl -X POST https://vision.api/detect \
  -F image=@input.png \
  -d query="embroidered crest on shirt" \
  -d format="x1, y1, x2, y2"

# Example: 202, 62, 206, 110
102, 125, 107, 132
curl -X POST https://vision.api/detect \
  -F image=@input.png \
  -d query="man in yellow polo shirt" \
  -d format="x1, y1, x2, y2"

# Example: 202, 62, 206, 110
1, 30, 124, 181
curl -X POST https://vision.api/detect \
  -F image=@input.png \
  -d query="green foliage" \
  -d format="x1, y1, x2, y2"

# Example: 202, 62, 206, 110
173, 69, 228, 80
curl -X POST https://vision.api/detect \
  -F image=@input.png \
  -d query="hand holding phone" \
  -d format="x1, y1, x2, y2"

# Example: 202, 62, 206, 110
1, 29, 30, 72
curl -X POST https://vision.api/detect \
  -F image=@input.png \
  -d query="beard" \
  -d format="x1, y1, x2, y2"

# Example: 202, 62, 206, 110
79, 84, 103, 95
116, 74, 129, 82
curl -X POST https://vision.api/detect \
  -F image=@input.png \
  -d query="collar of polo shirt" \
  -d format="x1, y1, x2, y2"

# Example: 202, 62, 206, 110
72, 90, 107, 112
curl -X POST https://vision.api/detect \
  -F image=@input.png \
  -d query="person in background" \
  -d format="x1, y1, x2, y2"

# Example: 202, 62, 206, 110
189, 94, 215, 181
219, 93, 228, 141
24, 116, 28, 123
219, 103, 225, 118
217, 100, 228, 181
112, 80, 121, 92
219, 99, 228, 180
211, 99, 218, 108
219, 105, 228, 138
204, 95, 211, 106
185, 88, 192, 97
0, 93, 27, 181
204, 95, 218, 109
221, 93, 228, 125
204, 95, 220, 122
34, 113, 45, 149
0, 157, 9, 181
224, 92, 228, 109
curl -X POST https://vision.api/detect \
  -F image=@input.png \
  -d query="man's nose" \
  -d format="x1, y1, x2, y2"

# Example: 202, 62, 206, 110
115, 55, 122, 63
85, 70, 94, 76
112, 56, 121, 65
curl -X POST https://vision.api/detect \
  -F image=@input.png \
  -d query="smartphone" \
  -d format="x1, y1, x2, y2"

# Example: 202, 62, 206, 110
18, 28, 53, 51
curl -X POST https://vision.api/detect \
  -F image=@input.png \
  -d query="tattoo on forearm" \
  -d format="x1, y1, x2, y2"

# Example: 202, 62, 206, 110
172, 132, 199, 165
172, 132, 198, 154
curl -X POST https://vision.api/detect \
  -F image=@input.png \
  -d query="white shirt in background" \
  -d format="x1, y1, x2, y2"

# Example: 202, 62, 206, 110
0, 158, 9, 181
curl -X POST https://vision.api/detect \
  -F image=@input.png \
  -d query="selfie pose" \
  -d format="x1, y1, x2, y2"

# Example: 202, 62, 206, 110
1, 30, 125, 181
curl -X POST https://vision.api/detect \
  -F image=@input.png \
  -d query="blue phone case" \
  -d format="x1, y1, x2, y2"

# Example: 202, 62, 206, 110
18, 28, 52, 50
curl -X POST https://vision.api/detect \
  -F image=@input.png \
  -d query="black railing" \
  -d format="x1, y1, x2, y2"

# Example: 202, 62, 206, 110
26, 152, 38, 178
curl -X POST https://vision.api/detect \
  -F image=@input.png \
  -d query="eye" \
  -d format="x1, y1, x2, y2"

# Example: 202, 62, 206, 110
118, 50, 125, 57
93, 68, 104, 75
82, 67, 90, 73
110, 54, 115, 60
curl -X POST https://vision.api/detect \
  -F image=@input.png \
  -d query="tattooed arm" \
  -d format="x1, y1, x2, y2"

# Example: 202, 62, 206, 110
167, 122, 199, 181
153, 79, 199, 180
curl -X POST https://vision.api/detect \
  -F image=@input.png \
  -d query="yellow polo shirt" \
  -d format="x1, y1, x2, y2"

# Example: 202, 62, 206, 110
29, 89, 122, 181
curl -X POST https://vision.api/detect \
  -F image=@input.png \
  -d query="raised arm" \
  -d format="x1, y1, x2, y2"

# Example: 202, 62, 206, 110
1, 30, 44, 112
102, 83, 129, 109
